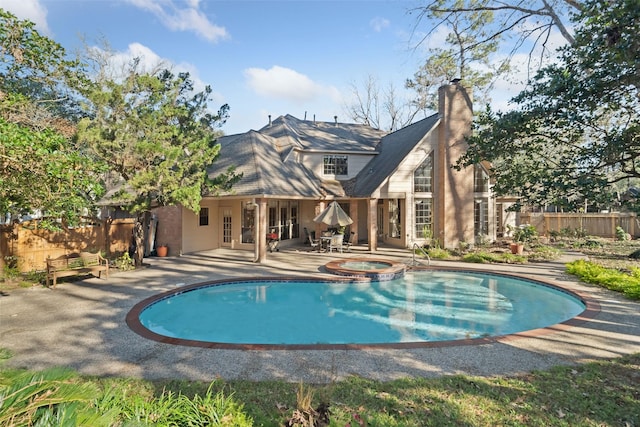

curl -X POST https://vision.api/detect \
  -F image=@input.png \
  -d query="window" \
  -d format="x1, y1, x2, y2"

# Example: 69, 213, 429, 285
268, 201, 299, 241
199, 207, 209, 226
415, 199, 432, 238
388, 199, 401, 238
414, 152, 434, 193
496, 203, 504, 237
323, 155, 348, 175
474, 199, 489, 236
241, 205, 255, 243
280, 205, 289, 239
474, 164, 489, 193
268, 204, 277, 235
290, 203, 299, 239
222, 209, 232, 243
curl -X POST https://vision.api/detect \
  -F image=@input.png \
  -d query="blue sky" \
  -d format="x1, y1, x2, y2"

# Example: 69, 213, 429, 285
1, 0, 567, 135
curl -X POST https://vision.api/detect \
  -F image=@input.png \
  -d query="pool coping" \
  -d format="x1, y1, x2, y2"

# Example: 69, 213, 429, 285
125, 265, 600, 351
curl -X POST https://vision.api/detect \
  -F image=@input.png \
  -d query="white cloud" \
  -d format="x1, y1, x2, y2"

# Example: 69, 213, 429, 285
424, 25, 449, 51
244, 66, 338, 104
125, 0, 228, 43
370, 17, 390, 32
110, 42, 166, 74
0, 0, 50, 34
88, 42, 222, 102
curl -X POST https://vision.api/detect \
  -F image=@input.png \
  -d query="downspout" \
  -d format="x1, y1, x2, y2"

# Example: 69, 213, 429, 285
250, 199, 260, 262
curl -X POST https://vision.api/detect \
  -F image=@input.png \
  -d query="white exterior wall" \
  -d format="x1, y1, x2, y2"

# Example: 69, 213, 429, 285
372, 131, 438, 248
387, 132, 437, 195
181, 199, 220, 253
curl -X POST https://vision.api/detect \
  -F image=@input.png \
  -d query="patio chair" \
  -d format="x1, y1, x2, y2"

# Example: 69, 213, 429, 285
307, 234, 321, 251
344, 232, 356, 252
267, 230, 279, 252
328, 234, 344, 253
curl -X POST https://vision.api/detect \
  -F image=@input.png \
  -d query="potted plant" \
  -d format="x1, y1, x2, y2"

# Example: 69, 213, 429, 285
510, 236, 525, 255
156, 244, 169, 257
508, 224, 537, 254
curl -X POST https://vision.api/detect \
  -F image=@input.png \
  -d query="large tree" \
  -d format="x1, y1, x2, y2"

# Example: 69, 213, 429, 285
347, 0, 508, 130
344, 75, 417, 131
0, 9, 103, 227
413, 1, 582, 63
407, 0, 508, 111
456, 0, 639, 212
77, 59, 238, 265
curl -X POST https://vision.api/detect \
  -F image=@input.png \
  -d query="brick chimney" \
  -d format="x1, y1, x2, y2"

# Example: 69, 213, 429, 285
434, 80, 474, 249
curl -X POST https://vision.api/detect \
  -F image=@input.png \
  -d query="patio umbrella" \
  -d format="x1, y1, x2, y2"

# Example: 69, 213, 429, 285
313, 201, 353, 227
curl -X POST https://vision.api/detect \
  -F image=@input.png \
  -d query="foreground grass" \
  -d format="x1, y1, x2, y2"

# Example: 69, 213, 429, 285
2, 352, 639, 426
171, 355, 640, 426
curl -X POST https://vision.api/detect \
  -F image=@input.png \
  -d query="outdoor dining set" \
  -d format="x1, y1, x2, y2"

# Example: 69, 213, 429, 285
306, 201, 355, 253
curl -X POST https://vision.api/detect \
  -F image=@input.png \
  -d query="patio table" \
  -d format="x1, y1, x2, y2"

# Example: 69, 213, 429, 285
319, 236, 333, 252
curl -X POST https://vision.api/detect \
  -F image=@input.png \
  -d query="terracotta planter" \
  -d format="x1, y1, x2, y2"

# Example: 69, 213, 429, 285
510, 243, 524, 255
156, 245, 168, 257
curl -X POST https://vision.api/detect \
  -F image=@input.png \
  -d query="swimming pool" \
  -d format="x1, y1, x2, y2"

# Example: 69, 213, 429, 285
127, 269, 589, 349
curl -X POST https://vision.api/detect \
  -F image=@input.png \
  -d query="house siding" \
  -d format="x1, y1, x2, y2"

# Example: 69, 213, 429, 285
181, 199, 220, 253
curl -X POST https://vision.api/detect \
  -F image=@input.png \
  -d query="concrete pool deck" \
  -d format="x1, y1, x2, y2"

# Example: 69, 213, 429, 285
2, 245, 640, 383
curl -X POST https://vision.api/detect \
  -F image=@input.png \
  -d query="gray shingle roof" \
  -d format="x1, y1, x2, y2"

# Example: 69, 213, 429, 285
260, 114, 384, 152
350, 114, 440, 197
206, 114, 436, 199
207, 130, 321, 198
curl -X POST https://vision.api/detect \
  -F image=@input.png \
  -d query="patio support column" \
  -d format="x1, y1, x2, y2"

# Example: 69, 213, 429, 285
368, 198, 378, 251
255, 198, 268, 263
349, 200, 358, 244
315, 201, 326, 236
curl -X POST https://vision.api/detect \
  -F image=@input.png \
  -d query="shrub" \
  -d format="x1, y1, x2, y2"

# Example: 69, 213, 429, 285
527, 245, 562, 262
427, 247, 450, 259
114, 252, 135, 271
566, 260, 640, 299
615, 226, 631, 241
94, 381, 253, 426
580, 239, 604, 248
1, 256, 20, 280
462, 252, 493, 263
0, 368, 110, 426
463, 251, 527, 264
513, 224, 537, 243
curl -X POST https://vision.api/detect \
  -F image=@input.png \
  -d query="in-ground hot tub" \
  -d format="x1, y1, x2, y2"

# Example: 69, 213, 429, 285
324, 258, 406, 281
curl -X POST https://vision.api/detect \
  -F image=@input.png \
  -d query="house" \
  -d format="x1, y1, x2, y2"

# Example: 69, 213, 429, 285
154, 81, 516, 261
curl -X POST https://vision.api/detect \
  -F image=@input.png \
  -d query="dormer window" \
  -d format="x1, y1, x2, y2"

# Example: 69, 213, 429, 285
323, 155, 348, 176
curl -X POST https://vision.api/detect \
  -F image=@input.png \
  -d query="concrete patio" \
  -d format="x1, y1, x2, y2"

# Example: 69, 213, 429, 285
2, 244, 640, 383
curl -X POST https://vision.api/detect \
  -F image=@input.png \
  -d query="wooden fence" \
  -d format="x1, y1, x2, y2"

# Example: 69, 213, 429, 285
519, 212, 639, 239
0, 218, 134, 273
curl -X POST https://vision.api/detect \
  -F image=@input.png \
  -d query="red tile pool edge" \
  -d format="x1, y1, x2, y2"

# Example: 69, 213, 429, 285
125, 267, 600, 350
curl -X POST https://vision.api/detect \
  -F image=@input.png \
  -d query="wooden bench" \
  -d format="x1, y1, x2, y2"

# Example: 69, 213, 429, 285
46, 252, 109, 288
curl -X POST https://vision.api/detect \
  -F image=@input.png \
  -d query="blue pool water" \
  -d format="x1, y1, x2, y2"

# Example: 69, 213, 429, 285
138, 271, 585, 345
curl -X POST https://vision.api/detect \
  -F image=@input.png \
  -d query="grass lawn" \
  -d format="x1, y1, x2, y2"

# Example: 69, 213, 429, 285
2, 352, 638, 426
2, 238, 640, 425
